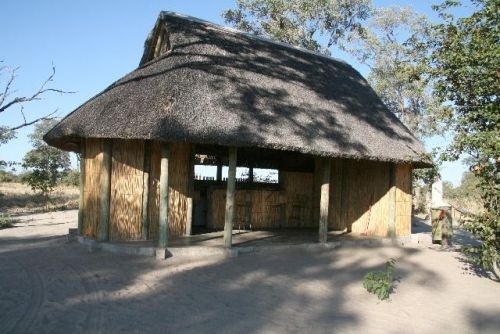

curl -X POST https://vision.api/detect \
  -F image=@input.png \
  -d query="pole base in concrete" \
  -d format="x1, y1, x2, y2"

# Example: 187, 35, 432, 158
156, 248, 168, 260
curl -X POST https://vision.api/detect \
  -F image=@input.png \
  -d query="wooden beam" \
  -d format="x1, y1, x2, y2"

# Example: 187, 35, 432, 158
319, 158, 331, 243
158, 142, 170, 249
77, 139, 85, 235
153, 29, 164, 58
248, 166, 254, 183
141, 141, 151, 240
313, 157, 321, 226
340, 160, 349, 232
388, 163, 396, 238
185, 145, 194, 236
224, 147, 237, 248
216, 157, 222, 181
98, 140, 112, 241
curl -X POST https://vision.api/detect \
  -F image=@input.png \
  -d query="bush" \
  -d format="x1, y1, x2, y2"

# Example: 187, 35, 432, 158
60, 170, 80, 187
0, 170, 19, 183
0, 213, 16, 229
363, 258, 396, 301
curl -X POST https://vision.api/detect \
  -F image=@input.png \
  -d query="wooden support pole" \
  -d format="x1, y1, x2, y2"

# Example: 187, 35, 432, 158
319, 158, 331, 244
313, 157, 321, 226
216, 158, 222, 182
224, 147, 237, 248
153, 29, 165, 58
158, 142, 170, 250
141, 141, 151, 240
340, 160, 349, 232
98, 140, 112, 241
248, 166, 254, 183
77, 139, 85, 235
388, 163, 397, 238
185, 145, 194, 236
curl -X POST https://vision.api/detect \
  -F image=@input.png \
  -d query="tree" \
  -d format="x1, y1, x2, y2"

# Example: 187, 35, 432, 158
342, 7, 446, 137
0, 62, 71, 166
222, 0, 371, 55
430, 0, 499, 276
21, 119, 70, 199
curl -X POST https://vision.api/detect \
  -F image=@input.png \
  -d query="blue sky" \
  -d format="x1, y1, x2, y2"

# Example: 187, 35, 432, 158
0, 0, 471, 185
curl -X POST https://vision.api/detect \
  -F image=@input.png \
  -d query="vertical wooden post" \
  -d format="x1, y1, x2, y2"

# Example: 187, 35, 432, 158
141, 141, 151, 240
388, 163, 396, 238
216, 157, 222, 182
158, 142, 170, 250
248, 166, 254, 183
206, 186, 213, 229
224, 147, 237, 248
312, 157, 321, 226
98, 140, 112, 242
77, 139, 85, 235
245, 191, 252, 229
340, 160, 349, 232
185, 145, 194, 236
319, 158, 331, 243
278, 171, 286, 227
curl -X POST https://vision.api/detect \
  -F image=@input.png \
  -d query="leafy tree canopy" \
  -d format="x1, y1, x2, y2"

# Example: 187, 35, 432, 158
343, 6, 447, 136
430, 0, 499, 274
21, 119, 70, 197
223, 0, 371, 54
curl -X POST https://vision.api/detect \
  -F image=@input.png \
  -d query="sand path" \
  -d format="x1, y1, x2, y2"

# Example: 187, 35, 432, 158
0, 210, 499, 333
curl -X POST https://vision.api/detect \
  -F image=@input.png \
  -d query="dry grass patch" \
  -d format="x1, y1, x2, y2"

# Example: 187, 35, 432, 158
0, 182, 79, 214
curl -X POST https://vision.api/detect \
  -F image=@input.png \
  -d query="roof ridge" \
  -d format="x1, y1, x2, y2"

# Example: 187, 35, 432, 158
159, 11, 352, 67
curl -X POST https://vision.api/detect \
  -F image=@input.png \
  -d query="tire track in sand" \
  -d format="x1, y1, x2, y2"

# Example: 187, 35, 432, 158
68, 261, 106, 334
3, 254, 45, 334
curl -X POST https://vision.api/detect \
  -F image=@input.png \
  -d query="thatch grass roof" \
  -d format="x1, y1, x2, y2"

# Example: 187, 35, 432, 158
44, 11, 431, 167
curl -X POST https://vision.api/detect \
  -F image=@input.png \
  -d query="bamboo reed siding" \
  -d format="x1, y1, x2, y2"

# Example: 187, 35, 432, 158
328, 160, 411, 236
82, 138, 103, 238
168, 143, 190, 235
282, 172, 314, 227
395, 164, 412, 236
204, 160, 411, 237
209, 189, 281, 229
80, 138, 412, 241
148, 141, 161, 239
208, 171, 313, 229
109, 140, 145, 240
148, 142, 190, 239
204, 164, 413, 237
328, 160, 391, 235
81, 139, 191, 241
248, 190, 281, 229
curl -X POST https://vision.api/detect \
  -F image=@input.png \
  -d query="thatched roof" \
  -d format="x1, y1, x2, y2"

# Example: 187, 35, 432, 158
44, 11, 431, 167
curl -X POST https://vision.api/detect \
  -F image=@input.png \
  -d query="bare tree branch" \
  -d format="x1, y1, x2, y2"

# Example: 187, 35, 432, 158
8, 109, 58, 132
0, 63, 75, 136
0, 66, 18, 107
0, 65, 75, 114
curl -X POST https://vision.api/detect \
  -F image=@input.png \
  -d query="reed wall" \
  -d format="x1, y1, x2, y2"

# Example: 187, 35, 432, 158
81, 138, 412, 240
81, 138, 103, 238
109, 140, 145, 240
328, 159, 412, 237
208, 171, 313, 229
395, 164, 412, 236
148, 142, 190, 239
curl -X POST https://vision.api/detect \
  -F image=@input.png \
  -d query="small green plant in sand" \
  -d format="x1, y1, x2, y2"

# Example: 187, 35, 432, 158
0, 213, 16, 229
363, 258, 396, 301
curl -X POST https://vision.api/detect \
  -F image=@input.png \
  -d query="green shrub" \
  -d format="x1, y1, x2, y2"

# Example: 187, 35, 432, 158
0, 213, 16, 229
0, 170, 19, 183
363, 258, 396, 301
60, 170, 80, 187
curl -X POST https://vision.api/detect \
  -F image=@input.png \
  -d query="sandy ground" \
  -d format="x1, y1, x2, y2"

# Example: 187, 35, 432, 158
0, 211, 499, 334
